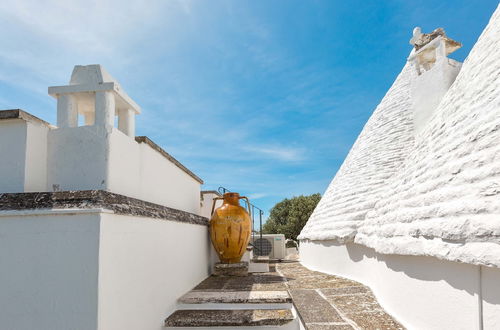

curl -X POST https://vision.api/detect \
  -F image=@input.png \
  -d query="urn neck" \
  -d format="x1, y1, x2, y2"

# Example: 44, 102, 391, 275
223, 192, 240, 206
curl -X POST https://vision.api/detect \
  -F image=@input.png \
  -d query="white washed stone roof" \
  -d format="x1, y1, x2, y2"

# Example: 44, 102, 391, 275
356, 6, 500, 267
298, 63, 416, 241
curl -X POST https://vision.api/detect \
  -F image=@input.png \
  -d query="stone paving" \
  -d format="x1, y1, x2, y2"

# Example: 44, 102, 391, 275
277, 261, 404, 330
192, 263, 288, 292
167, 261, 404, 329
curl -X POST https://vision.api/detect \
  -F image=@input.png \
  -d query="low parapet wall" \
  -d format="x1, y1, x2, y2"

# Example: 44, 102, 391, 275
0, 190, 208, 225
0, 192, 212, 330
300, 240, 500, 330
0, 109, 203, 215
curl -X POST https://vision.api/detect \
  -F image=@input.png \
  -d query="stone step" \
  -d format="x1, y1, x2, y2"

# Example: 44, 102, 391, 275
252, 256, 270, 263
249, 261, 269, 273
213, 262, 248, 277
178, 290, 292, 308
164, 309, 294, 328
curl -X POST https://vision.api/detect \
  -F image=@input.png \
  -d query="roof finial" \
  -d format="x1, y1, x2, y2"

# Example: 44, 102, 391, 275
409, 27, 447, 50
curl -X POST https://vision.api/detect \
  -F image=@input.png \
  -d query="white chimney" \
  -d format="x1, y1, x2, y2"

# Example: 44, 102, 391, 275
408, 27, 462, 135
48, 64, 141, 137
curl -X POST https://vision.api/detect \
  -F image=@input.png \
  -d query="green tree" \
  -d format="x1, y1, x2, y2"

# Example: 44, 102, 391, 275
262, 193, 321, 241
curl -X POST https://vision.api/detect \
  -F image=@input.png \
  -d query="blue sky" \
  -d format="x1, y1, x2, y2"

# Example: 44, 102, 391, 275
0, 0, 498, 221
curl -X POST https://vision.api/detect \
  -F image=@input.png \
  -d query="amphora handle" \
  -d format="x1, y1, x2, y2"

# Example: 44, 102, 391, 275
239, 196, 252, 218
210, 197, 224, 217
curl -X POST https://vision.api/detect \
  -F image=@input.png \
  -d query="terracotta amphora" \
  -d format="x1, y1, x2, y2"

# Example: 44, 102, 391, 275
210, 192, 252, 263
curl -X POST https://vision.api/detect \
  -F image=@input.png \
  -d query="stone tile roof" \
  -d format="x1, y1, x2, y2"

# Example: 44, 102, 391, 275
298, 63, 415, 242
356, 5, 500, 267
299, 4, 500, 267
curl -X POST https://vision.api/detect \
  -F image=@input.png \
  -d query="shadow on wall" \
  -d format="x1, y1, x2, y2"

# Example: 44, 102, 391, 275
318, 240, 483, 300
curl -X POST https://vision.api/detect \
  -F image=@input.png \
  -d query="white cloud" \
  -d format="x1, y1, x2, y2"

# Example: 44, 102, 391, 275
0, 0, 189, 94
247, 192, 268, 200
243, 145, 305, 162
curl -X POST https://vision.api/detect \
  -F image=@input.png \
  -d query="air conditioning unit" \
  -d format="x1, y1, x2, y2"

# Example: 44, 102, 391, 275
250, 234, 286, 260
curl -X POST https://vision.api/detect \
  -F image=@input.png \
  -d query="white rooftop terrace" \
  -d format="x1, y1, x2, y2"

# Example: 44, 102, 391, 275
0, 64, 203, 215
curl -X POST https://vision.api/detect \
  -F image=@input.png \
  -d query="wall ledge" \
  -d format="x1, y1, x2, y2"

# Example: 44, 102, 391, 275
0, 109, 52, 127
0, 190, 208, 226
135, 136, 203, 184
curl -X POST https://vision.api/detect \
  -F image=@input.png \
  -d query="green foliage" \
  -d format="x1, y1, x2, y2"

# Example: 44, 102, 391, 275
262, 193, 321, 241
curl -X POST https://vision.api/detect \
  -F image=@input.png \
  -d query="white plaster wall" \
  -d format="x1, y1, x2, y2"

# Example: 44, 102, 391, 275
98, 213, 211, 330
300, 240, 500, 330
107, 129, 201, 214
482, 266, 500, 330
200, 192, 222, 269
0, 119, 27, 192
200, 192, 222, 219
106, 129, 141, 196
137, 139, 201, 214
47, 126, 200, 214
0, 211, 100, 330
48, 126, 201, 214
411, 58, 461, 134
47, 125, 109, 191
24, 120, 50, 191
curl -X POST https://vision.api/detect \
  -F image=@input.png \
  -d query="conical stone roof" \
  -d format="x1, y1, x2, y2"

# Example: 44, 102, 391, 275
356, 6, 500, 267
298, 63, 416, 241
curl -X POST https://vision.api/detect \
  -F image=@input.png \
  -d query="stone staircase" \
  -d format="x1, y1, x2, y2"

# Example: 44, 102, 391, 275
164, 260, 300, 329
164, 290, 298, 329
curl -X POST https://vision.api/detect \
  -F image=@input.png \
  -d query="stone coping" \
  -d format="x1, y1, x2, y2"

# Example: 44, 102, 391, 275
135, 136, 203, 184
0, 190, 208, 226
0, 109, 52, 127
178, 290, 292, 304
201, 190, 222, 196
165, 309, 294, 327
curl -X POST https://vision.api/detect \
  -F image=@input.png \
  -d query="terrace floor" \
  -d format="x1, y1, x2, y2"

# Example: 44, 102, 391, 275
278, 261, 404, 330
166, 260, 404, 329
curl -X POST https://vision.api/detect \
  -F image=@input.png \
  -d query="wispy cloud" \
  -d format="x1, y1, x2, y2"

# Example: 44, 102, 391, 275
0, 0, 189, 94
247, 193, 268, 200
243, 145, 305, 162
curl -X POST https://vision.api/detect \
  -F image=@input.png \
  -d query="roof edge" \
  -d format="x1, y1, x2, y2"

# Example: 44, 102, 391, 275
0, 109, 52, 127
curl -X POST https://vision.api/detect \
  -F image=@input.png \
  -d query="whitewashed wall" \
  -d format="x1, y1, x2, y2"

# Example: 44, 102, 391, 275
0, 119, 27, 192
0, 211, 101, 330
48, 127, 201, 214
200, 191, 223, 268
300, 240, 500, 330
48, 125, 109, 191
98, 213, 211, 330
23, 120, 50, 191
136, 138, 201, 214
0, 210, 211, 330
200, 191, 222, 219
0, 118, 50, 193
